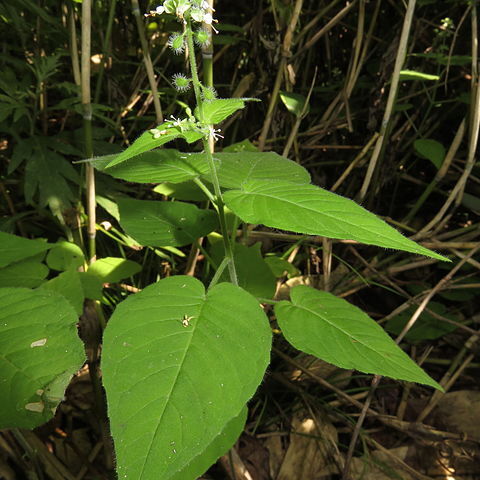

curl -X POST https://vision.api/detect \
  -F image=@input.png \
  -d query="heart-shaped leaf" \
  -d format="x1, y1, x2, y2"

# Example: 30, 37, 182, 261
102, 276, 271, 479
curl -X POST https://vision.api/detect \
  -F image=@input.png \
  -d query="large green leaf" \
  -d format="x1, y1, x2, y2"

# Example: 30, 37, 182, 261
102, 276, 271, 479
275, 286, 442, 389
0, 231, 51, 268
169, 406, 247, 480
105, 124, 204, 168
0, 258, 49, 288
0, 288, 85, 428
91, 150, 209, 184
202, 152, 310, 189
118, 197, 218, 247
224, 180, 447, 261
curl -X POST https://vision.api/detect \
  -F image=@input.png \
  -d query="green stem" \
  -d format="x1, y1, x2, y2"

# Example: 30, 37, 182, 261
81, 0, 96, 263
185, 21, 238, 285
208, 257, 230, 290
202, 138, 238, 286
193, 177, 216, 205
185, 20, 203, 111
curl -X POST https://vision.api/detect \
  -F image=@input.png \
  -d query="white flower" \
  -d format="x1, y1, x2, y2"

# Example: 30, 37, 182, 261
208, 126, 223, 141
149, 128, 169, 138
144, 5, 165, 17
202, 12, 218, 33
190, 8, 205, 22
176, 3, 190, 17
169, 115, 185, 128
201, 1, 210, 10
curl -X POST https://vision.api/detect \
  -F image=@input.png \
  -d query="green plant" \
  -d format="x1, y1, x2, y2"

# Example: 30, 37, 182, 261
0, 1, 452, 479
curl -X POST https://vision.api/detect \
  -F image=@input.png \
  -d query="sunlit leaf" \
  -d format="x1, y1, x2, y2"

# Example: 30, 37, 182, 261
91, 150, 209, 184
0, 288, 85, 428
87, 257, 141, 283
279, 91, 309, 117
224, 180, 447, 261
102, 276, 271, 479
275, 286, 442, 389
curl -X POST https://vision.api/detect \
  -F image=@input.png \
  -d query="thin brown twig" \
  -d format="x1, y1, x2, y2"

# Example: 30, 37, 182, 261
358, 0, 417, 201
131, 0, 163, 124
257, 0, 304, 151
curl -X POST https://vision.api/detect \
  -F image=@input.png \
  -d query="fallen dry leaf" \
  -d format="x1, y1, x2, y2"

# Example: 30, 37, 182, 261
275, 410, 339, 480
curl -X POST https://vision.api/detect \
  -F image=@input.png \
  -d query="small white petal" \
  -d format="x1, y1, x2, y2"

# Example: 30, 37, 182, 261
191, 10, 204, 22
203, 13, 213, 24
177, 4, 190, 16
155, 6, 165, 14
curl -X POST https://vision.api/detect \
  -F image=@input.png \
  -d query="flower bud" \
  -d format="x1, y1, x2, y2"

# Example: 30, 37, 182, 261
168, 33, 185, 54
194, 28, 210, 46
172, 73, 191, 92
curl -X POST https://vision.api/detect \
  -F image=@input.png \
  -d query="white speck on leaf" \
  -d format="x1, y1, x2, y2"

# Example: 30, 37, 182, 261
30, 338, 47, 348
25, 402, 44, 413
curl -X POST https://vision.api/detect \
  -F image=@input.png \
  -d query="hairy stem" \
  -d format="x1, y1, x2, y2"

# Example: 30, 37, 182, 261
185, 20, 238, 285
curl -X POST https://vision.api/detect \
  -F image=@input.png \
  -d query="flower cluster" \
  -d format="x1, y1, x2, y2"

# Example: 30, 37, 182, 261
149, 115, 223, 143
145, 0, 217, 31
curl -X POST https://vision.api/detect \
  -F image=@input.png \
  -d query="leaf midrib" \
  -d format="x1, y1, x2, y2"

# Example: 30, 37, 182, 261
234, 186, 419, 250
138, 296, 207, 478
288, 302, 390, 358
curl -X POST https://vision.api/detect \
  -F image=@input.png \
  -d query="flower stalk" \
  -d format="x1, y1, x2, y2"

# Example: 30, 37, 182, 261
147, 1, 238, 284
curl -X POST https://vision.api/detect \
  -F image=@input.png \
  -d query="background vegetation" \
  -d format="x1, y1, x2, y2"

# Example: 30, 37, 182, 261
0, 0, 479, 478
